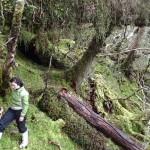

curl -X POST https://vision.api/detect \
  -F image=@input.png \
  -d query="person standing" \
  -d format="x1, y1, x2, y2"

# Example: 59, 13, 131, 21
0, 77, 29, 148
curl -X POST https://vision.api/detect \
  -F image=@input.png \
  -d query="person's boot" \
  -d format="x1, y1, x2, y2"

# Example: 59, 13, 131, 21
19, 129, 28, 148
0, 132, 2, 139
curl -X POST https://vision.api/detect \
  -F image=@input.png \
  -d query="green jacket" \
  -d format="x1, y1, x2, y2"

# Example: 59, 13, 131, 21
10, 86, 29, 117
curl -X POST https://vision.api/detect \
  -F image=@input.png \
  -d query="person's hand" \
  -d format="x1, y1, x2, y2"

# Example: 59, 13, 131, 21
19, 116, 24, 122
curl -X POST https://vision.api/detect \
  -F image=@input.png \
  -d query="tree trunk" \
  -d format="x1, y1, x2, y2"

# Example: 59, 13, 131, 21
1, 0, 25, 96
64, 1, 118, 93
65, 34, 104, 92
59, 88, 142, 150
0, 0, 5, 29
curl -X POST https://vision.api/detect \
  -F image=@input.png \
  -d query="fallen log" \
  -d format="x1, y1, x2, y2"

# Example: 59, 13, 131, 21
59, 88, 142, 150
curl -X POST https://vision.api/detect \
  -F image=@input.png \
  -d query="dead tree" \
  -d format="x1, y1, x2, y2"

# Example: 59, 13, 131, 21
59, 88, 142, 150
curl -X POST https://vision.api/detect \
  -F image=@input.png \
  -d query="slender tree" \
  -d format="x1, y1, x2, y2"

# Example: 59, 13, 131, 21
64, 0, 121, 91
64, 0, 150, 92
0, 0, 5, 28
0, 0, 25, 96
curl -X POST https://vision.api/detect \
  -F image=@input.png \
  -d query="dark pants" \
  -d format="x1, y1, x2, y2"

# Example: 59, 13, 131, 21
0, 108, 27, 133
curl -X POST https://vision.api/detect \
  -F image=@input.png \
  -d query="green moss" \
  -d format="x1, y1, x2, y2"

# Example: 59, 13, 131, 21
0, 34, 6, 45
0, 99, 81, 150
13, 52, 45, 90
35, 32, 50, 54
0, 34, 7, 64
58, 39, 75, 53
0, 24, 147, 149
106, 139, 120, 150
20, 28, 35, 46
80, 56, 146, 146
50, 69, 70, 88
39, 90, 106, 150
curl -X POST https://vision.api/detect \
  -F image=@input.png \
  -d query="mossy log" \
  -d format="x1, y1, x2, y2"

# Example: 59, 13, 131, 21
39, 89, 107, 150
59, 88, 142, 150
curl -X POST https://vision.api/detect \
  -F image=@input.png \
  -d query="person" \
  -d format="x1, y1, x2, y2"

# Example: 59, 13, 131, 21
0, 77, 29, 148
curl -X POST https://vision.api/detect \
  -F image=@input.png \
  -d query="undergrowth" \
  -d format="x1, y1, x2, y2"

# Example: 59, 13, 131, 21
0, 99, 80, 150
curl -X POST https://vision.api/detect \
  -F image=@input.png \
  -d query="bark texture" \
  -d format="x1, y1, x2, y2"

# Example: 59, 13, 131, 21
1, 0, 25, 94
60, 88, 142, 150
65, 34, 104, 92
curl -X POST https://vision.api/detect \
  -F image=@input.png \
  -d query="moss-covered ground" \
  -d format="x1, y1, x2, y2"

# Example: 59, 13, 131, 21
0, 50, 81, 149
0, 31, 149, 149
0, 100, 81, 150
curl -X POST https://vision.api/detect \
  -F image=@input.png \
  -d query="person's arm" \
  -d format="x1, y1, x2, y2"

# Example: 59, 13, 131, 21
20, 94, 29, 120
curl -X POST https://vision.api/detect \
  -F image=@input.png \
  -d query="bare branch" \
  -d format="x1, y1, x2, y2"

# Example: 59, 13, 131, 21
97, 86, 150, 108
99, 48, 150, 57
135, 72, 149, 109
0, 37, 14, 57
1, 37, 14, 48
48, 139, 62, 150
135, 94, 150, 107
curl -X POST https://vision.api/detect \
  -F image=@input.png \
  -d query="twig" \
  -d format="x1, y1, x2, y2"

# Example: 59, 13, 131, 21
48, 139, 62, 150
1, 37, 14, 48
135, 72, 148, 109
99, 48, 150, 57
43, 45, 55, 92
123, 25, 127, 39
96, 86, 150, 108
119, 87, 144, 100
30, 0, 36, 24
0, 37, 14, 58
135, 94, 150, 107
43, 55, 52, 91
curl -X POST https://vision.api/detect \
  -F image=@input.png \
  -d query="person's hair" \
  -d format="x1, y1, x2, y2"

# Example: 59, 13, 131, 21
10, 77, 24, 87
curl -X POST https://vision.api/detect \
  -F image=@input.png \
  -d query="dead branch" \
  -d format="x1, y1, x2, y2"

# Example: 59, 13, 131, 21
48, 139, 62, 150
106, 87, 150, 108
96, 86, 150, 107
99, 48, 150, 57
43, 55, 52, 92
0, 37, 14, 54
59, 88, 142, 150
135, 94, 150, 108
134, 72, 149, 109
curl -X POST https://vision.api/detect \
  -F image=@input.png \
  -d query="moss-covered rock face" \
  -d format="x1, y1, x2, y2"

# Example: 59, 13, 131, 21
18, 28, 79, 69
80, 56, 147, 146
38, 89, 107, 150
132, 54, 149, 71
20, 28, 35, 46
